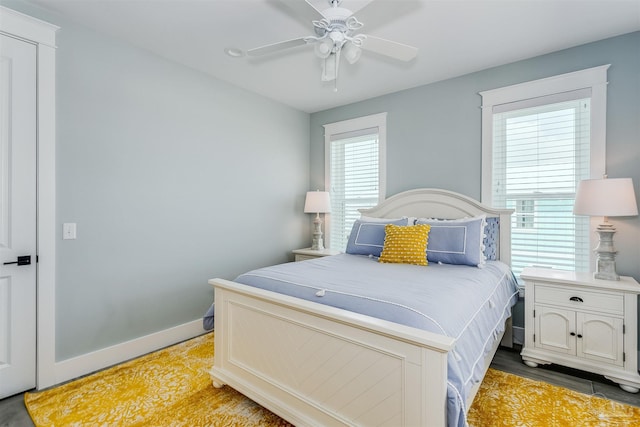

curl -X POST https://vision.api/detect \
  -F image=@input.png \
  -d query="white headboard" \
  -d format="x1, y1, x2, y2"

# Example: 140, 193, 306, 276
359, 188, 514, 265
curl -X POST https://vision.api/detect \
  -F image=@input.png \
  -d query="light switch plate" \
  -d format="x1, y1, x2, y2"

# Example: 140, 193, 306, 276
63, 223, 77, 240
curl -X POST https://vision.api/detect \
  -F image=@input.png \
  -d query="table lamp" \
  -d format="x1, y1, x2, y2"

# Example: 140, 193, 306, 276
573, 177, 638, 280
304, 190, 331, 251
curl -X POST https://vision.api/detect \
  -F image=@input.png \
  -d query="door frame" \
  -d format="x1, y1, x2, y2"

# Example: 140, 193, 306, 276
0, 6, 58, 390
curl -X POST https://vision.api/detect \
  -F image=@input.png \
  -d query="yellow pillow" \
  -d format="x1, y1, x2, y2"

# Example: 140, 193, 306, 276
379, 224, 431, 266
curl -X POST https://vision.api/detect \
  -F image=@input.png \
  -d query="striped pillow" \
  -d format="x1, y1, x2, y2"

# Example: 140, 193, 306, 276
379, 224, 431, 266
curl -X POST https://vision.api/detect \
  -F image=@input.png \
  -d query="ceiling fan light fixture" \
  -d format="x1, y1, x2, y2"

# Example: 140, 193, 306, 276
314, 38, 333, 59
342, 42, 361, 64
321, 52, 339, 82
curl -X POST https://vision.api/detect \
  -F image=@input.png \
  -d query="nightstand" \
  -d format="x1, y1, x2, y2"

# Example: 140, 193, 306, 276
292, 248, 341, 262
520, 266, 640, 393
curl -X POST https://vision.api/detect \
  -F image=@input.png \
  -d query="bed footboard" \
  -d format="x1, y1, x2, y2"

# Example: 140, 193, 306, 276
209, 278, 455, 427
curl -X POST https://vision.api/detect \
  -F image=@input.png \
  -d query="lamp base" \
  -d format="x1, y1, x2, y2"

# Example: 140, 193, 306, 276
594, 270, 620, 281
594, 254, 620, 280
593, 222, 620, 281
311, 214, 325, 251
311, 238, 325, 251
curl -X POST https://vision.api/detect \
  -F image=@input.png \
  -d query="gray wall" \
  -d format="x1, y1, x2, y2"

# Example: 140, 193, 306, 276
6, 0, 639, 359
4, 0, 311, 360
310, 32, 640, 285
311, 32, 640, 337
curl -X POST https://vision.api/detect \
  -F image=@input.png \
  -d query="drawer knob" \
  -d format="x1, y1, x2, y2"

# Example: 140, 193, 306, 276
569, 296, 584, 303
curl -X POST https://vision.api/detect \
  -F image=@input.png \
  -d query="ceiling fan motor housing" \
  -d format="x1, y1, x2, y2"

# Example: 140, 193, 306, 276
322, 6, 356, 30
314, 5, 364, 51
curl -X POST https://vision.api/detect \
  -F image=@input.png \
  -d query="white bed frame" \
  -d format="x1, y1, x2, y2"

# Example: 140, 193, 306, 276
209, 188, 513, 426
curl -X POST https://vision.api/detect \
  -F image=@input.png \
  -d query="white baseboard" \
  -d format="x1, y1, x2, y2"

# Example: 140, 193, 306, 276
49, 320, 205, 388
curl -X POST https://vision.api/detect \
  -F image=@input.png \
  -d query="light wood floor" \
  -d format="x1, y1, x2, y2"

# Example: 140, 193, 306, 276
1, 346, 638, 426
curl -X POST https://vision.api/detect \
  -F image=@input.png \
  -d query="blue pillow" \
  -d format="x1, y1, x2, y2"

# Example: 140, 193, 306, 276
345, 217, 409, 257
415, 216, 487, 267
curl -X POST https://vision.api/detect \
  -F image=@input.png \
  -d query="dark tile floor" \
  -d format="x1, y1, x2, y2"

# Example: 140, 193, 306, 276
491, 345, 640, 408
0, 392, 33, 427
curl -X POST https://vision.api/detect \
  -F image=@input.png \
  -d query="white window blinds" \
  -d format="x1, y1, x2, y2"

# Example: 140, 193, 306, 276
492, 91, 591, 276
328, 128, 380, 251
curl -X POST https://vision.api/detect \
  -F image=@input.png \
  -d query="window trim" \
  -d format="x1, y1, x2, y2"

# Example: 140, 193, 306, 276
324, 112, 387, 249
480, 65, 609, 271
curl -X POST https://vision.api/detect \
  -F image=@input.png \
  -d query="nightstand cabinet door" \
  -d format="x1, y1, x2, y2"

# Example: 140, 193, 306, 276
535, 306, 575, 355
578, 313, 624, 366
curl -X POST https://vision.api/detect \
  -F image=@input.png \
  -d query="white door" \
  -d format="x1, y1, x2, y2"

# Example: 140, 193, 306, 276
0, 33, 37, 398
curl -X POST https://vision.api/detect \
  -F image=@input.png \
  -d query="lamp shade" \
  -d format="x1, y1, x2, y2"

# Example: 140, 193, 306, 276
304, 191, 331, 214
573, 178, 638, 217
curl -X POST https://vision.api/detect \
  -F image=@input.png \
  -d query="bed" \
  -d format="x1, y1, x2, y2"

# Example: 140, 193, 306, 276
208, 188, 517, 427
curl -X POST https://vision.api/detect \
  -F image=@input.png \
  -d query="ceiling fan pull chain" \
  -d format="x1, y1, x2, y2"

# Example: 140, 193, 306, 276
334, 49, 341, 92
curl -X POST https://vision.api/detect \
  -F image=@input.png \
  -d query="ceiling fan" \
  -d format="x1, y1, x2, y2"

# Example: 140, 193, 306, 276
246, 0, 418, 89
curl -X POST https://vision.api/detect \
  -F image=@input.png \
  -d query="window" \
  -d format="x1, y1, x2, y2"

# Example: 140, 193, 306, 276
481, 66, 608, 277
515, 200, 535, 229
324, 113, 387, 251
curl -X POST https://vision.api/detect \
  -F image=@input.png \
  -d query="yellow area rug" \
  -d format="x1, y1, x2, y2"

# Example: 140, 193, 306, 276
25, 333, 290, 427
467, 368, 640, 426
25, 333, 640, 426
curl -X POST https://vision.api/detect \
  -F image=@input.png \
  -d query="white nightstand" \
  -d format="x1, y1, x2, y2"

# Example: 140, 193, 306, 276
292, 248, 341, 262
520, 266, 640, 393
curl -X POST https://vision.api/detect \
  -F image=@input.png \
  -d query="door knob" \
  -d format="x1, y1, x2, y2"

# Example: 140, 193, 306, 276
3, 255, 31, 266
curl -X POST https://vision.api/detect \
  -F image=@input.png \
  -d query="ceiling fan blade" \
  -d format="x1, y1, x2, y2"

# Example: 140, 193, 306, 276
247, 37, 310, 57
276, 0, 326, 22
354, 0, 420, 33
360, 35, 418, 62
345, 0, 376, 16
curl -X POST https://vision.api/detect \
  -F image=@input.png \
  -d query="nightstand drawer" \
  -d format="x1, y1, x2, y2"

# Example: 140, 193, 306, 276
535, 284, 624, 316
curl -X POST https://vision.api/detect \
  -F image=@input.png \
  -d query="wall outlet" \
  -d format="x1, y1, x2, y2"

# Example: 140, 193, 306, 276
63, 223, 77, 240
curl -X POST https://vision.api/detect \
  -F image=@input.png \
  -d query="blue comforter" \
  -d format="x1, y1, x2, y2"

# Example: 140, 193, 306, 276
230, 254, 518, 427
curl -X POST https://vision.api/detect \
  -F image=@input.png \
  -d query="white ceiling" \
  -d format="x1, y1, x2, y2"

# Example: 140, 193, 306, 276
28, 0, 640, 113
